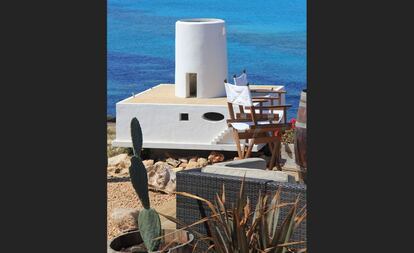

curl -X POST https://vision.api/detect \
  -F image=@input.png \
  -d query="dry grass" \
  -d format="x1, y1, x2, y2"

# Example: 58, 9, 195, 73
107, 123, 131, 157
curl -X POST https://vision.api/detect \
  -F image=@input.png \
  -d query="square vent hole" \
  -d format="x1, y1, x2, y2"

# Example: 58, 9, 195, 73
180, 113, 189, 121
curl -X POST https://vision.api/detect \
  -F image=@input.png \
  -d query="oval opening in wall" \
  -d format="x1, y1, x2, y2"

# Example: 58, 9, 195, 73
202, 112, 224, 121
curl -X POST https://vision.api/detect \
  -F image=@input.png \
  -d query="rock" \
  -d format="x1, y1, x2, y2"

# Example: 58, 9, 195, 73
166, 158, 180, 168
145, 165, 154, 173
108, 165, 129, 178
118, 159, 131, 169
148, 162, 173, 189
172, 167, 184, 173
197, 158, 208, 167
147, 169, 156, 180
108, 153, 129, 167
155, 169, 170, 187
153, 161, 167, 168
121, 168, 129, 176
186, 160, 201, 170
107, 165, 117, 173
179, 162, 188, 169
208, 151, 225, 163
164, 171, 176, 192
179, 158, 188, 164
111, 208, 139, 232
107, 154, 131, 178
142, 159, 155, 173
189, 157, 198, 162
142, 159, 154, 168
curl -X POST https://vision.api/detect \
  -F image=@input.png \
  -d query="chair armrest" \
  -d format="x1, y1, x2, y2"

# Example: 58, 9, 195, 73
249, 123, 292, 130
246, 104, 292, 110
252, 97, 282, 104
252, 98, 270, 103
235, 113, 280, 121
250, 86, 286, 93
226, 118, 254, 124
252, 96, 283, 100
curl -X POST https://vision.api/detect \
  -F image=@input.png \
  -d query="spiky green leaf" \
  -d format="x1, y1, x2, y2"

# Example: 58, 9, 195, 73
267, 190, 281, 238
273, 204, 297, 253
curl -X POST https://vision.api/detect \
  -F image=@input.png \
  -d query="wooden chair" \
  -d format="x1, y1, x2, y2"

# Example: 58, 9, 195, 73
224, 82, 292, 170
233, 70, 286, 119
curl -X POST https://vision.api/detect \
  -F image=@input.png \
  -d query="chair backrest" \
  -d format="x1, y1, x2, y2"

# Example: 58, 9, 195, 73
224, 82, 252, 106
233, 72, 248, 86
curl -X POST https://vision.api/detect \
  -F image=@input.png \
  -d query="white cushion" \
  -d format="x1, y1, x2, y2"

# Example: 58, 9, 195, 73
230, 118, 283, 132
233, 73, 248, 86
202, 166, 295, 183
242, 109, 284, 122
230, 122, 253, 131
230, 111, 284, 132
224, 82, 252, 106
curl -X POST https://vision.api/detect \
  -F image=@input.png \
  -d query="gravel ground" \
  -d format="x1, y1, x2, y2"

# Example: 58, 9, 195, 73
107, 123, 176, 240
107, 181, 176, 240
106, 122, 297, 240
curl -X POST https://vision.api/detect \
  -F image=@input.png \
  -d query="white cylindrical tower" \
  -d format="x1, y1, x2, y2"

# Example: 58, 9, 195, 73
175, 18, 228, 98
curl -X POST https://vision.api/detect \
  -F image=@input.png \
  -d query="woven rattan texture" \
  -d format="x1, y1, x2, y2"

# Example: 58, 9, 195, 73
176, 169, 307, 252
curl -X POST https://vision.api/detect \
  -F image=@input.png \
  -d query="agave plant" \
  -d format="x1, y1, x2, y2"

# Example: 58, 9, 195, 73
159, 178, 306, 253
128, 117, 162, 251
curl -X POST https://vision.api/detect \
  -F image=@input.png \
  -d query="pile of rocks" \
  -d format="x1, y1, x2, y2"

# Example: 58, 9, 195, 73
107, 153, 131, 178
107, 151, 226, 193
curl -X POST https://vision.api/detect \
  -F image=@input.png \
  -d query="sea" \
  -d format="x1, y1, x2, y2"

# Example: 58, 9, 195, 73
108, 0, 306, 119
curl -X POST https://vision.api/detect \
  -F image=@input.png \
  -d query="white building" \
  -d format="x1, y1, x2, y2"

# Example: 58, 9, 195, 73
112, 18, 285, 151
175, 18, 227, 98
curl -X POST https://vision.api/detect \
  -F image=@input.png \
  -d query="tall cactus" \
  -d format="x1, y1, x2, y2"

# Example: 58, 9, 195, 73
129, 117, 161, 251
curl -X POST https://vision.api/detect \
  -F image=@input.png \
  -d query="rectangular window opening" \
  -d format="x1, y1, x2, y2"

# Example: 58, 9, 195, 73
187, 73, 197, 97
180, 113, 189, 121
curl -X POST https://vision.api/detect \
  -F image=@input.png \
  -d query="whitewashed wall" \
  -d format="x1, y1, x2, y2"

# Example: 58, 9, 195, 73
175, 18, 228, 98
115, 103, 228, 145
113, 86, 286, 150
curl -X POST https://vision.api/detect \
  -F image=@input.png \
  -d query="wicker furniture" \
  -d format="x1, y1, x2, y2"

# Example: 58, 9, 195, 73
176, 169, 306, 252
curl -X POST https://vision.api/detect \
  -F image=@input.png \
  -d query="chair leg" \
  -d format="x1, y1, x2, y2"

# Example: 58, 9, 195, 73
244, 138, 249, 156
274, 139, 282, 170
269, 141, 278, 170
244, 139, 254, 158
268, 141, 274, 153
232, 130, 243, 158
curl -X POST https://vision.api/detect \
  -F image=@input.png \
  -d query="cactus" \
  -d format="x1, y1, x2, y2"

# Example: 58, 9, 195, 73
129, 117, 161, 251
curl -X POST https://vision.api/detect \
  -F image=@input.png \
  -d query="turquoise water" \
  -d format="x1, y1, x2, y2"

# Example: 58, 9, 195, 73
108, 0, 306, 119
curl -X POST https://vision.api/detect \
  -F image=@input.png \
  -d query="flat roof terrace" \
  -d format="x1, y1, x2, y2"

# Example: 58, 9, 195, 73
122, 84, 283, 105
